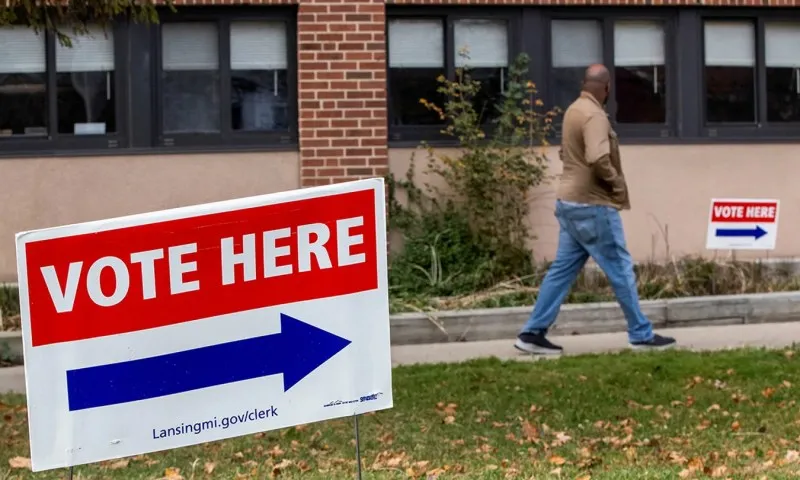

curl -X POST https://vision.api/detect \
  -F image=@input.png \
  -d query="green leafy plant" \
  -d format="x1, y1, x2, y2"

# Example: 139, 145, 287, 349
388, 52, 560, 300
0, 0, 174, 46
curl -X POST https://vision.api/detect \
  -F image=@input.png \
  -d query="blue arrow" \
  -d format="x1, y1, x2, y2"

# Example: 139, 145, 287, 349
65, 314, 351, 411
715, 226, 767, 240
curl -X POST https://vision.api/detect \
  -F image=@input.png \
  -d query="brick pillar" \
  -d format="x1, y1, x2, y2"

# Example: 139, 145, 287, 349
296, 0, 388, 187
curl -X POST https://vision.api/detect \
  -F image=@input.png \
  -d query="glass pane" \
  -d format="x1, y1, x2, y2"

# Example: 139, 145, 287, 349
388, 68, 443, 126
231, 70, 289, 131
0, 73, 47, 137
467, 67, 505, 123
161, 23, 220, 134
162, 71, 221, 134
552, 67, 587, 113
0, 27, 47, 138
615, 66, 666, 124
551, 20, 602, 114
57, 72, 116, 135
705, 67, 755, 123
766, 67, 800, 122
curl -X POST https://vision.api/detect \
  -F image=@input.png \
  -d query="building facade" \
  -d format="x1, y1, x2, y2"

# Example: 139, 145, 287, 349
1, 0, 799, 281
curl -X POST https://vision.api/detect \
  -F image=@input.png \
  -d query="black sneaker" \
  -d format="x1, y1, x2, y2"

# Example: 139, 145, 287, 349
514, 332, 563, 355
629, 334, 677, 351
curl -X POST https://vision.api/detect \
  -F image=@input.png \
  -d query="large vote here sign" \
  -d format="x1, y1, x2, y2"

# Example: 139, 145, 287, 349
15, 179, 392, 471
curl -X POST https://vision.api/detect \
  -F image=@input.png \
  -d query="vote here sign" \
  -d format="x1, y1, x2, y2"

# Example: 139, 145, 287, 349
706, 198, 780, 250
15, 179, 392, 471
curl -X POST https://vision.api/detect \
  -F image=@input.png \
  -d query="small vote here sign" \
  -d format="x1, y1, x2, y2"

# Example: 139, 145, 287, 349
15, 178, 392, 471
706, 198, 780, 250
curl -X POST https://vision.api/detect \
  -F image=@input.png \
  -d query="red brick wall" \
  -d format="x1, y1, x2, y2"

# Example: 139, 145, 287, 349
296, 0, 389, 187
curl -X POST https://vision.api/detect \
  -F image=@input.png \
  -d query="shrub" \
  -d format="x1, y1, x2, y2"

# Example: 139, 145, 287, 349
387, 52, 560, 301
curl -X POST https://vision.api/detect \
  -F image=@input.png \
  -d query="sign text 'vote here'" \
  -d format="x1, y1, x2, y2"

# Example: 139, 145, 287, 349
24, 189, 379, 347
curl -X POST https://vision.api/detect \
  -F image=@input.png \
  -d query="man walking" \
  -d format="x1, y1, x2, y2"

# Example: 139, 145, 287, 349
515, 64, 676, 354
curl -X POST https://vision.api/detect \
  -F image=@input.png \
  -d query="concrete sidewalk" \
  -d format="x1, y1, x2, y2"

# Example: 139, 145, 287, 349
2, 323, 799, 395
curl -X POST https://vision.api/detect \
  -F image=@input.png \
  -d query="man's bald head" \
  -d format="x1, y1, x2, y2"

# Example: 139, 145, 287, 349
582, 63, 611, 105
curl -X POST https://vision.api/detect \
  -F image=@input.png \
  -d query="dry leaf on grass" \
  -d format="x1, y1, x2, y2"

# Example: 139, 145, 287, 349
204, 462, 216, 474
548, 455, 566, 465
8, 456, 31, 470
162, 467, 184, 480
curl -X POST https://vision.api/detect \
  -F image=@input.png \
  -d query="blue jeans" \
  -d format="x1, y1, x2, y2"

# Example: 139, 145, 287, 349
521, 200, 654, 343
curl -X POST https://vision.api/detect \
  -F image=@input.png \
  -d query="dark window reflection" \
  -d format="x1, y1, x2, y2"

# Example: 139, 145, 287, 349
705, 66, 755, 123
162, 71, 220, 134
552, 66, 586, 114
231, 70, 288, 131
57, 71, 116, 135
0, 73, 47, 137
766, 67, 800, 123
466, 67, 505, 123
615, 65, 666, 124
388, 68, 444, 126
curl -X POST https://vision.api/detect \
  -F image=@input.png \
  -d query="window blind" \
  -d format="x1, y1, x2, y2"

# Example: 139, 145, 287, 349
551, 20, 602, 68
453, 19, 508, 68
765, 22, 800, 68
704, 21, 755, 67
388, 19, 444, 68
0, 26, 46, 74
614, 21, 665, 66
230, 21, 287, 70
162, 23, 219, 71
56, 25, 114, 72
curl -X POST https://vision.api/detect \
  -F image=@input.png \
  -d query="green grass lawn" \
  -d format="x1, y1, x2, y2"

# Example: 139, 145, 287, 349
3, 348, 800, 479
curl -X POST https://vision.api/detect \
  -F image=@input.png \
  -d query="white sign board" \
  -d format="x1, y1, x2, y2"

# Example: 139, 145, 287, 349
15, 179, 393, 471
706, 198, 780, 250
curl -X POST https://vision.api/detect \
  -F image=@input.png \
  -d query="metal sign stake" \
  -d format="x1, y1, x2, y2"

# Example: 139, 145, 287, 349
68, 466, 74, 480
354, 414, 363, 480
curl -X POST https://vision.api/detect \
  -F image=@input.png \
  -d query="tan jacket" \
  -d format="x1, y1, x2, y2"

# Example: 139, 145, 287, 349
556, 91, 631, 210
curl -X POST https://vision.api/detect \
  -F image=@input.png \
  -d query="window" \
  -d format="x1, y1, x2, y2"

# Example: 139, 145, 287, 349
387, 19, 445, 127
454, 19, 509, 121
56, 26, 116, 135
548, 15, 671, 135
387, 13, 512, 142
613, 21, 666, 124
158, 18, 292, 146
703, 21, 756, 123
551, 20, 602, 114
0, 24, 119, 148
765, 22, 800, 123
0, 27, 47, 138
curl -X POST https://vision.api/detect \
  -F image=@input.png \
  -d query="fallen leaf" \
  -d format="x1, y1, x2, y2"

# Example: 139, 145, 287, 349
522, 420, 539, 441
786, 450, 800, 463
8, 457, 31, 470
109, 459, 129, 470
711, 465, 728, 477
548, 455, 566, 465
443, 415, 456, 424
731, 421, 741, 432
204, 462, 216, 474
762, 387, 776, 399
678, 468, 694, 478
576, 475, 591, 480
163, 467, 184, 480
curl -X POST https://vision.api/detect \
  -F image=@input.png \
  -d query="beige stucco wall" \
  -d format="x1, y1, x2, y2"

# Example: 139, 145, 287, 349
0, 151, 299, 281
389, 145, 800, 263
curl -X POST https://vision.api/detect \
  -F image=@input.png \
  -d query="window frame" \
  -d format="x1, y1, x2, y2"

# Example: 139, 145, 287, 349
0, 21, 130, 155
542, 9, 679, 140
152, 8, 298, 149
698, 10, 800, 140
386, 7, 523, 146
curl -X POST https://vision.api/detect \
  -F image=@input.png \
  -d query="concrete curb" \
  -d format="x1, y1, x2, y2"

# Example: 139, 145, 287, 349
390, 291, 800, 345
2, 292, 800, 362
